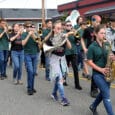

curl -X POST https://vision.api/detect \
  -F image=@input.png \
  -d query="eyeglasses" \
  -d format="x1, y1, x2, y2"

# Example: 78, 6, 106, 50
66, 24, 72, 27
99, 32, 106, 35
31, 26, 35, 28
26, 25, 32, 28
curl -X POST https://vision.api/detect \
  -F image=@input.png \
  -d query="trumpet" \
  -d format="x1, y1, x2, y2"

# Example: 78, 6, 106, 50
8, 29, 13, 34
38, 28, 42, 35
71, 27, 81, 39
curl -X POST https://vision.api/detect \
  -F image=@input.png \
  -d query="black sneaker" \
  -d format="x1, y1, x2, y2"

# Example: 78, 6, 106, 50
86, 74, 92, 80
4, 75, 8, 79
90, 90, 98, 98
89, 104, 98, 115
61, 97, 70, 106
82, 72, 87, 78
27, 90, 33, 95
75, 86, 82, 90
0, 76, 4, 80
51, 93, 58, 101
63, 82, 68, 86
32, 89, 37, 93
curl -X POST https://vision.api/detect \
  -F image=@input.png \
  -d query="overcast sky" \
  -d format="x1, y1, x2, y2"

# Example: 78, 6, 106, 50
0, 0, 76, 9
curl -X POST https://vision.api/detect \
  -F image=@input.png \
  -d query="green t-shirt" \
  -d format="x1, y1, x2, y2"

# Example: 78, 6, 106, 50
21, 32, 38, 54
65, 34, 77, 55
74, 24, 80, 30
42, 28, 51, 39
0, 28, 9, 50
87, 41, 110, 74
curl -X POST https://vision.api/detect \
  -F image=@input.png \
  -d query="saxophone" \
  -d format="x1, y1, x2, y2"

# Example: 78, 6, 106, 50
105, 41, 115, 82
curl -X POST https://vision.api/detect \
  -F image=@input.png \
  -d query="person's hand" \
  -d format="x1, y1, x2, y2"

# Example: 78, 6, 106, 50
100, 67, 110, 76
28, 31, 33, 36
109, 53, 115, 61
3, 26, 8, 33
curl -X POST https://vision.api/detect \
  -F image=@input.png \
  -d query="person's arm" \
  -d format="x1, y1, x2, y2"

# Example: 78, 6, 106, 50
0, 26, 8, 39
22, 31, 33, 46
81, 37, 87, 53
87, 60, 108, 75
10, 32, 21, 42
66, 39, 71, 49
42, 30, 52, 43
0, 30, 5, 38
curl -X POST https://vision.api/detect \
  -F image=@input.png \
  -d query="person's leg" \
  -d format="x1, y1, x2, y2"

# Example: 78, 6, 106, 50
57, 77, 70, 106
18, 50, 24, 84
90, 75, 98, 98
11, 51, 19, 83
51, 77, 59, 101
45, 54, 50, 81
3, 50, 9, 78
92, 74, 114, 115
71, 54, 82, 90
0, 51, 4, 79
24, 54, 34, 95
31, 53, 39, 91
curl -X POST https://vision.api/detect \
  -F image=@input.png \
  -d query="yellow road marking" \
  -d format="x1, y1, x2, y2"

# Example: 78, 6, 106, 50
68, 73, 115, 89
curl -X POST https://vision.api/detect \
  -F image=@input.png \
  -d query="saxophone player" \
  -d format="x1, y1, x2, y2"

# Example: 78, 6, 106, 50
87, 25, 114, 115
0, 19, 9, 80
21, 21, 40, 95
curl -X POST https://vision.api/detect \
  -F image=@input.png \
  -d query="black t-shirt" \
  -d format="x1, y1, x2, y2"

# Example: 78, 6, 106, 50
82, 26, 96, 48
10, 33, 23, 51
46, 37, 66, 57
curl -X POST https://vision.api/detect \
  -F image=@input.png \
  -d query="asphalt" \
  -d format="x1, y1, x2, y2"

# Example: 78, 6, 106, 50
0, 65, 114, 115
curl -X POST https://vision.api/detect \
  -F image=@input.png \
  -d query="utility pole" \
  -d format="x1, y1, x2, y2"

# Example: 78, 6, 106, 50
42, 0, 45, 26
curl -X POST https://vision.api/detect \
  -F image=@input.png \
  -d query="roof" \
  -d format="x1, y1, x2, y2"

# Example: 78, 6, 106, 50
85, 5, 115, 15
0, 8, 59, 20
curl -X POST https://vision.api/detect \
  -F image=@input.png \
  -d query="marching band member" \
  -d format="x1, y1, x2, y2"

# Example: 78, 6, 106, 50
87, 24, 114, 115
81, 15, 101, 97
45, 20, 71, 106
10, 23, 24, 84
106, 17, 115, 55
65, 20, 82, 90
21, 21, 40, 95
0, 19, 9, 80
42, 19, 53, 81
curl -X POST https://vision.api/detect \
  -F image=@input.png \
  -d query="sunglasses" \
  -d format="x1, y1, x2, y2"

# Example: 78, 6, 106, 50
66, 24, 72, 27
26, 25, 32, 28
31, 26, 35, 28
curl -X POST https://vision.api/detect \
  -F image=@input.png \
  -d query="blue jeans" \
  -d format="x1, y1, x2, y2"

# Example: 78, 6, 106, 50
0, 50, 9, 76
45, 54, 50, 80
24, 53, 39, 91
92, 73, 114, 115
11, 50, 24, 80
52, 76, 65, 100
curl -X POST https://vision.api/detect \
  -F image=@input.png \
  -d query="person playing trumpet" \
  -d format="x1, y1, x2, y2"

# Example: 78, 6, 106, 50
0, 19, 9, 80
64, 20, 82, 90
21, 21, 40, 95
9, 23, 24, 84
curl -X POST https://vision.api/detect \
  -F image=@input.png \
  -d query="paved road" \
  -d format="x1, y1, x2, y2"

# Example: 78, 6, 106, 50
0, 66, 114, 115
